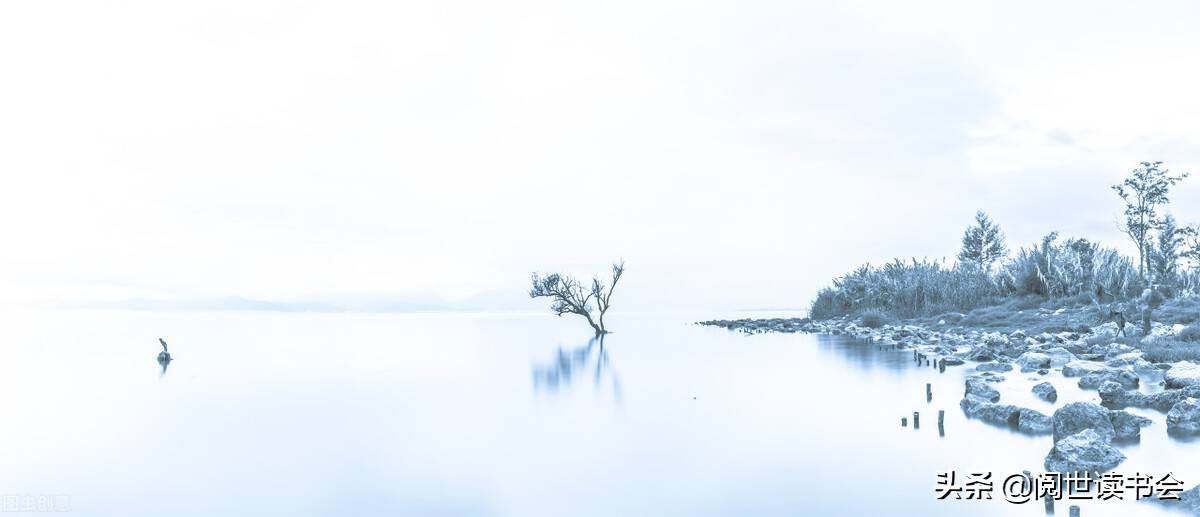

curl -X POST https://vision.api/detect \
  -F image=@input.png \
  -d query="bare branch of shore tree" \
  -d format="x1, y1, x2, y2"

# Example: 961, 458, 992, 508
1112, 161, 1188, 279
530, 261, 625, 336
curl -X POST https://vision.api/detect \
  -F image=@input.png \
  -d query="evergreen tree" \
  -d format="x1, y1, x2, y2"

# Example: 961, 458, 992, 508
958, 210, 1007, 271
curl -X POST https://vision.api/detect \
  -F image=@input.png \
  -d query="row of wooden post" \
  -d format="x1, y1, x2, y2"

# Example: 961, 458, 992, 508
909, 351, 948, 373
902, 409, 945, 429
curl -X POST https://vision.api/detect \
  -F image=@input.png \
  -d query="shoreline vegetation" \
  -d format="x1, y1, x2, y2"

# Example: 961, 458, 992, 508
696, 162, 1200, 509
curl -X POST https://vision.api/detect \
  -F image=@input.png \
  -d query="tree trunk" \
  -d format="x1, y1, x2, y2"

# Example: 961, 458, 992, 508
582, 312, 602, 336
1142, 306, 1152, 336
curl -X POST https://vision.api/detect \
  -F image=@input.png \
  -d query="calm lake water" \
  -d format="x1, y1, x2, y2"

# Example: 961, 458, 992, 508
2, 309, 1197, 516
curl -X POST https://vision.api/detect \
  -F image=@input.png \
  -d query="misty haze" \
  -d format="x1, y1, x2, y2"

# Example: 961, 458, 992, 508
4, 1, 1200, 516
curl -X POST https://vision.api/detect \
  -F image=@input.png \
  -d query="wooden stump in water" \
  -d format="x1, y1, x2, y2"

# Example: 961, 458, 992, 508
1069, 505, 1080, 517
913, 411, 920, 429
901, 417, 907, 427
926, 383, 932, 401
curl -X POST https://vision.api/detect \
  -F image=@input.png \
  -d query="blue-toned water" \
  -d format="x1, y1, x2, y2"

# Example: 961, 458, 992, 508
0, 310, 1194, 516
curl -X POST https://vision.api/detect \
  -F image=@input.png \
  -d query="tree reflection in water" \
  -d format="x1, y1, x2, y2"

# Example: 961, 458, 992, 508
532, 336, 621, 403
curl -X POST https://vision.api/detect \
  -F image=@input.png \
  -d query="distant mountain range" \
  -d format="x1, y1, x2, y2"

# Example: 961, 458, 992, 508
72, 289, 545, 313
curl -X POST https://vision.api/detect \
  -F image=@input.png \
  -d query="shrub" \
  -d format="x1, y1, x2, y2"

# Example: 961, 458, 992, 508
1142, 340, 1200, 363
1177, 324, 1200, 342
808, 231, 1153, 320
860, 309, 889, 328
995, 233, 1143, 301
807, 258, 1000, 319
1157, 296, 1200, 325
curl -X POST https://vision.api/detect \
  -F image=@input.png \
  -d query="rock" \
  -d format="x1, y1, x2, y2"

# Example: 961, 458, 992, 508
1109, 410, 1152, 441
1010, 330, 1027, 340
1167, 398, 1200, 435
965, 376, 1000, 402
1092, 321, 1133, 339
1097, 381, 1134, 407
1017, 408, 1054, 435
976, 362, 1013, 372
1105, 352, 1145, 368
1099, 343, 1136, 359
1182, 486, 1200, 515
1150, 322, 1179, 338
1017, 352, 1052, 371
960, 397, 1052, 435
978, 371, 1006, 382
1037, 369, 1049, 375
1145, 388, 1200, 412
1044, 429, 1126, 474
940, 357, 965, 366
1052, 402, 1115, 443
965, 346, 995, 362
960, 397, 1017, 426
1033, 382, 1058, 402
1165, 362, 1200, 389
1045, 347, 1077, 367
1099, 382, 1200, 412
1079, 369, 1139, 390
1062, 360, 1107, 377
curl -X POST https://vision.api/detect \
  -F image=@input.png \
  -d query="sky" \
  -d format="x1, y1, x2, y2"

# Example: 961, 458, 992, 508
3, 0, 1200, 312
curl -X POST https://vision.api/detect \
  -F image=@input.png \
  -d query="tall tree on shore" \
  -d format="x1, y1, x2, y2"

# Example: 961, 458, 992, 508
1112, 161, 1188, 279
958, 210, 1007, 271
530, 261, 625, 336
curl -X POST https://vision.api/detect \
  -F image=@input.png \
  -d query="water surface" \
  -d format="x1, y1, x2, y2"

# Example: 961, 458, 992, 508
1, 310, 1195, 516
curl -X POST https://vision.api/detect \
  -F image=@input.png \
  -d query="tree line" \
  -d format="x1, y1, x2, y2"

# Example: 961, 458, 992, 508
810, 161, 1200, 319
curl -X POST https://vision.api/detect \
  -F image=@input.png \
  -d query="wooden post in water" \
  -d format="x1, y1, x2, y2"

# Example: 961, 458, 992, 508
901, 417, 907, 427
926, 383, 932, 401
1069, 505, 1080, 517
938, 410, 945, 426
913, 411, 920, 429
939, 359, 946, 373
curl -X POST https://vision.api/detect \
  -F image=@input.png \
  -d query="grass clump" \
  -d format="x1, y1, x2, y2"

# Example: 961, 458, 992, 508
859, 308, 890, 328
1175, 323, 1200, 342
1142, 340, 1200, 363
1156, 296, 1200, 325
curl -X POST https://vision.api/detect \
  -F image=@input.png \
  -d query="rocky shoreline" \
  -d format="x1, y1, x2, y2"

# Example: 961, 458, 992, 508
697, 315, 1200, 508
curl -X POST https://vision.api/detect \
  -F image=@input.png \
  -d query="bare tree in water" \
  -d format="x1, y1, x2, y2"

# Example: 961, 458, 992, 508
529, 261, 624, 336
